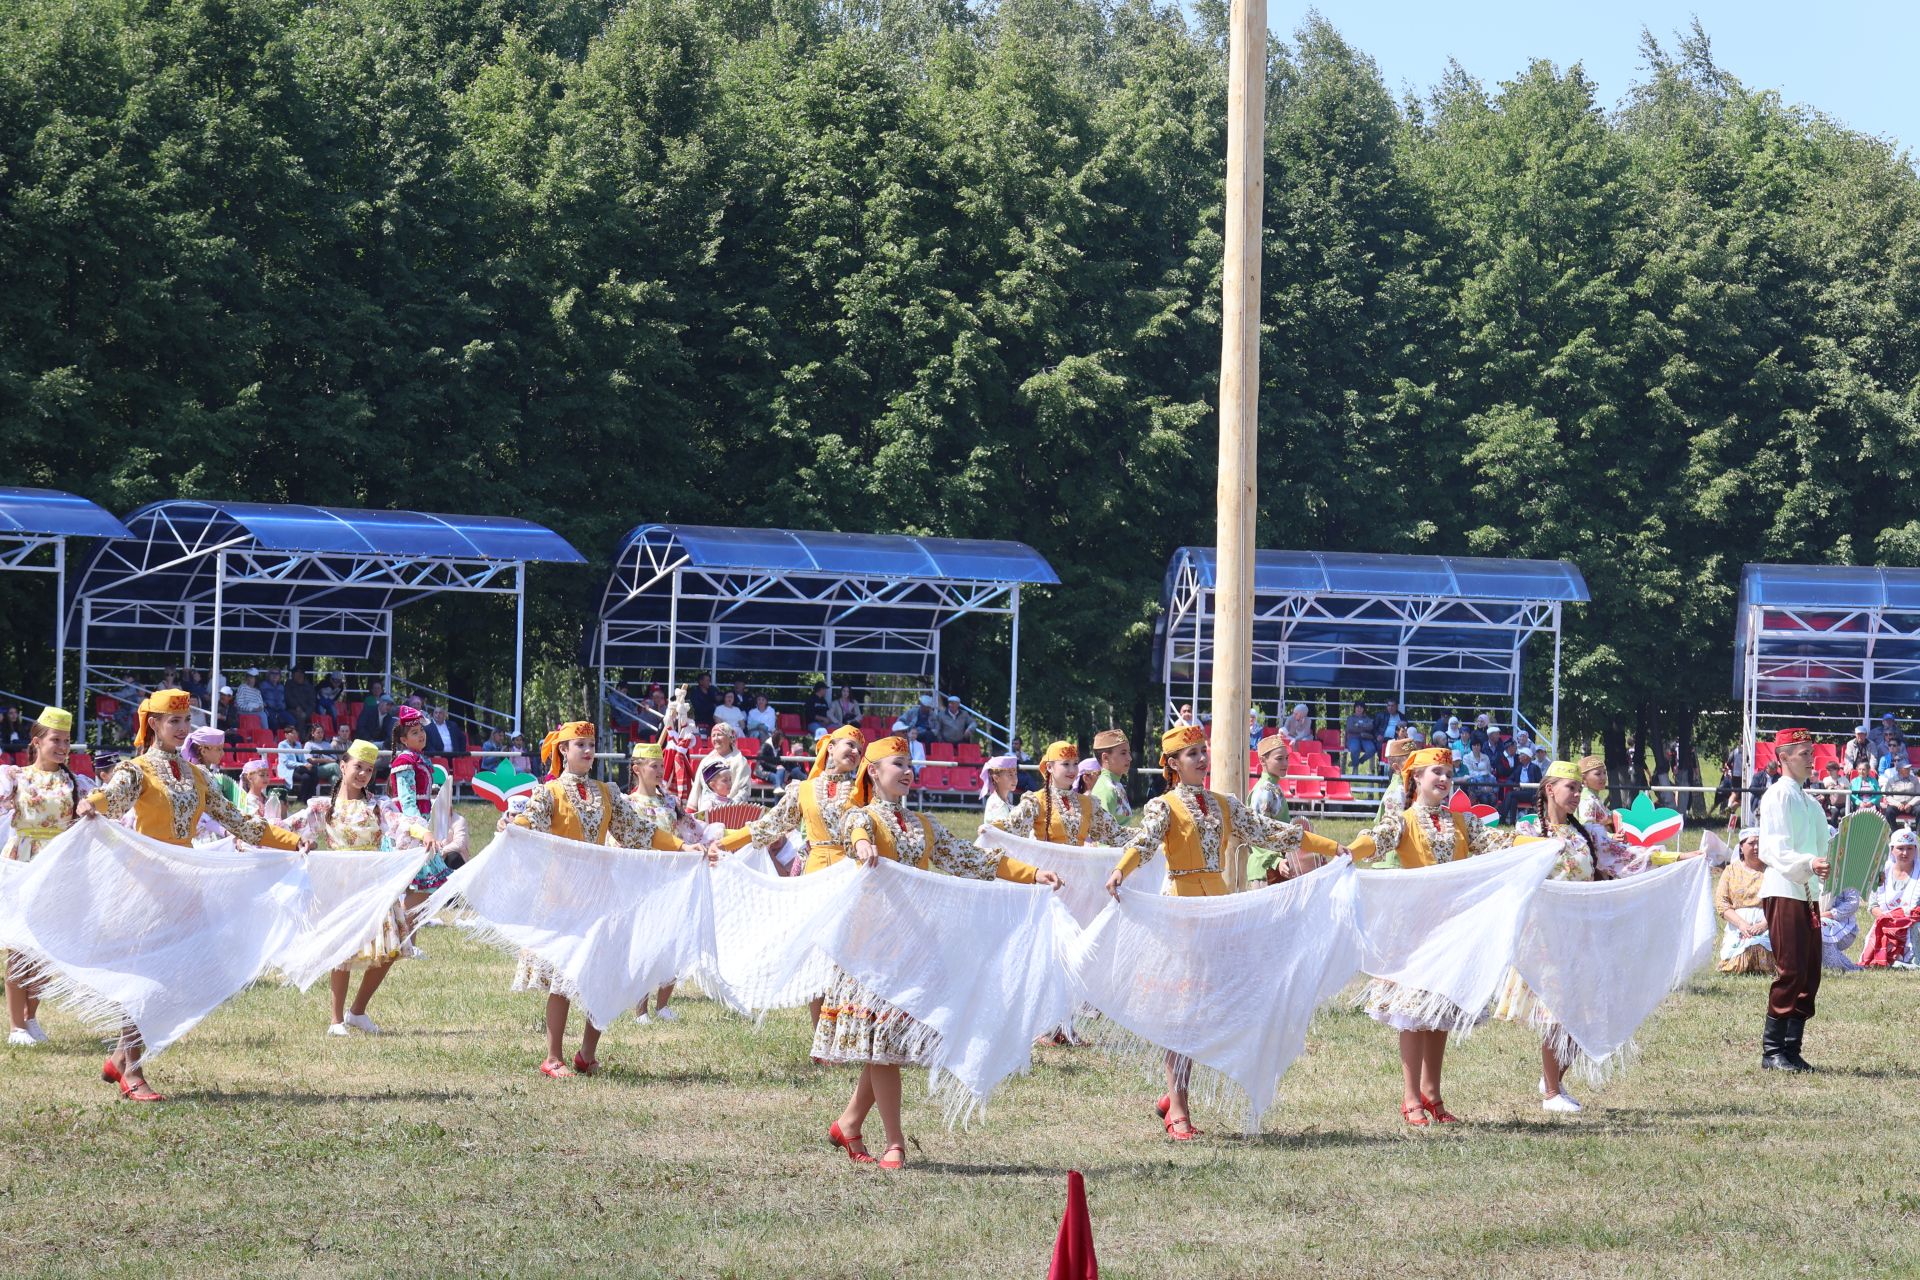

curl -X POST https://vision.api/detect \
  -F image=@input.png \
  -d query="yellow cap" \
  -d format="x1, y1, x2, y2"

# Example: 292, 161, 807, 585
33, 707, 72, 733
346, 740, 380, 766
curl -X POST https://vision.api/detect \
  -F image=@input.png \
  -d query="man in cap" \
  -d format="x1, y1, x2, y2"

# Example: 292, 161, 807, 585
1088, 728, 1133, 823
1755, 728, 1831, 1072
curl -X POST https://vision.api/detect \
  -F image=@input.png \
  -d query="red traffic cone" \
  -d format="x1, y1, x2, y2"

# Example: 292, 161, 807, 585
1046, 1169, 1097, 1279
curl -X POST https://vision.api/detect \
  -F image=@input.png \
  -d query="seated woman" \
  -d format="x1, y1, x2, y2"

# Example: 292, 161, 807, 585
1862, 828, 1920, 967
1715, 828, 1775, 975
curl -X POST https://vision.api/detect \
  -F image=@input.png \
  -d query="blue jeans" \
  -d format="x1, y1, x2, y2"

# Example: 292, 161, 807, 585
1346, 736, 1377, 771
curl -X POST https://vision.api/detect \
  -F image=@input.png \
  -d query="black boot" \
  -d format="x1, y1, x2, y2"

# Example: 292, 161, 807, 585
1760, 1015, 1802, 1071
1781, 1015, 1817, 1072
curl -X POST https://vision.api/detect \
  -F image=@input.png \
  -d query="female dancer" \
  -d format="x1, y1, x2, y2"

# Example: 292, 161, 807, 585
1344, 746, 1506, 1127
626, 742, 744, 1023
386, 707, 447, 908
821, 736, 1061, 1169
1576, 755, 1617, 830
237, 758, 282, 824
1104, 725, 1345, 1140
1498, 759, 1659, 1112
747, 724, 864, 874
84, 689, 306, 1101
985, 741, 1124, 847
980, 754, 1020, 825
288, 741, 417, 1036
0, 708, 91, 1046
507, 720, 656, 1078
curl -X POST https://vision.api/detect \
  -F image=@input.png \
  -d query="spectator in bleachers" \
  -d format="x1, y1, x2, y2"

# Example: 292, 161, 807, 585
1881, 758, 1920, 825
259, 669, 289, 730
1344, 700, 1379, 774
1011, 735, 1036, 791
1852, 762, 1881, 812
636, 685, 669, 740
1816, 760, 1851, 822
746, 693, 777, 740
831, 685, 860, 727
312, 673, 338, 720
1491, 736, 1518, 812
803, 681, 831, 729
1505, 747, 1542, 825
1175, 704, 1199, 728
688, 673, 718, 730
981, 755, 1020, 825
908, 694, 936, 741
1378, 698, 1407, 743
808, 711, 831, 743
690, 722, 753, 811
712, 690, 747, 734
1873, 712, 1907, 760
1748, 759, 1782, 810
309, 724, 352, 795
905, 727, 928, 766
1461, 739, 1497, 805
931, 696, 974, 745
508, 733, 532, 775
182, 668, 209, 707
215, 684, 235, 722
426, 706, 465, 759
480, 726, 507, 757
357, 676, 386, 704
0, 707, 27, 754
1282, 703, 1312, 742
1844, 724, 1875, 772
355, 697, 393, 745
234, 670, 266, 719
755, 733, 791, 790
283, 669, 315, 731
273, 724, 306, 791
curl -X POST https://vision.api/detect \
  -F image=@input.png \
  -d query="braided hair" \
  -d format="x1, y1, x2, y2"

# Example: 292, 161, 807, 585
27, 721, 79, 812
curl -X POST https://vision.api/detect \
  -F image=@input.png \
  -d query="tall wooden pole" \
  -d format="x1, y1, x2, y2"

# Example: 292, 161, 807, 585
1209, 0, 1266, 804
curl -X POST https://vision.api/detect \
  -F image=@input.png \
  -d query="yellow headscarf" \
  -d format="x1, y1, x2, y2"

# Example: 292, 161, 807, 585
1401, 746, 1454, 785
1159, 724, 1208, 788
851, 735, 910, 807
541, 720, 595, 775
134, 689, 193, 749
1039, 740, 1079, 771
809, 723, 865, 779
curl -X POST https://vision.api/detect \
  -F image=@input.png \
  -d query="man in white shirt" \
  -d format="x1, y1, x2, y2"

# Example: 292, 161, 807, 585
1755, 727, 1832, 1073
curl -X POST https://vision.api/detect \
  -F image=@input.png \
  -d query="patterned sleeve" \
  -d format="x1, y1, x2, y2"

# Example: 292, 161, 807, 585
836, 803, 879, 852
91, 760, 146, 820
603, 786, 650, 849
1223, 794, 1342, 861
511, 783, 554, 832
1462, 812, 1511, 857
1346, 807, 1407, 867
926, 818, 1006, 881
984, 791, 1036, 837
200, 769, 299, 850
747, 782, 803, 848
1114, 796, 1173, 878
285, 797, 331, 843
1085, 800, 1124, 848
1591, 825, 1652, 878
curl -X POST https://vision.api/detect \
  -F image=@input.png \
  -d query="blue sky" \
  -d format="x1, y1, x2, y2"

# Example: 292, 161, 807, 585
1273, 2, 1915, 155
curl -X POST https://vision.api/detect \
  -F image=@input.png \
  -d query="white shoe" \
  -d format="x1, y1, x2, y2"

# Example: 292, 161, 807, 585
23, 1018, 47, 1043
7, 1028, 37, 1047
327, 1022, 351, 1037
342, 1011, 382, 1035
633, 1013, 652, 1027
1542, 1091, 1583, 1114
653, 1007, 680, 1023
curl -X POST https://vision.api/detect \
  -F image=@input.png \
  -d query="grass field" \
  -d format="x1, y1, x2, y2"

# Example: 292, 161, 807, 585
3, 805, 1917, 1279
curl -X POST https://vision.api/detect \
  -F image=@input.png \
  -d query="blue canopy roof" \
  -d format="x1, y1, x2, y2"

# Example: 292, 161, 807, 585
1171, 548, 1589, 603
69, 500, 584, 661
1733, 563, 1920, 703
1738, 562, 1920, 612
0, 486, 132, 540
595, 524, 1057, 675
1157, 548, 1585, 696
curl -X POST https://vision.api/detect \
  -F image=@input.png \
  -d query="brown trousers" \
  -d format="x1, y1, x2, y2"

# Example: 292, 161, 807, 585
1764, 894, 1822, 1020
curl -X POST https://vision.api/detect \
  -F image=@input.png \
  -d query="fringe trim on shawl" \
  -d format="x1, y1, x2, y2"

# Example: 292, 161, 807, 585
1357, 977, 1490, 1036
5, 944, 246, 1059
1070, 1011, 1267, 1134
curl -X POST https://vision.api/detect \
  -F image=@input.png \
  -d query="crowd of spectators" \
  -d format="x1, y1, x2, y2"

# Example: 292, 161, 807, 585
1749, 715, 1920, 830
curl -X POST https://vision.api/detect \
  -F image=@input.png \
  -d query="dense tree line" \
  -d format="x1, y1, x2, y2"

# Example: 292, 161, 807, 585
4, 0, 1918, 778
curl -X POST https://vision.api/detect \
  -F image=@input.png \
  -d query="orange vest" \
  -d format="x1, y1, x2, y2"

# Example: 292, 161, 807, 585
543, 777, 612, 845
1160, 790, 1238, 897
861, 809, 934, 869
131, 756, 208, 847
1034, 791, 1097, 846
799, 777, 850, 873
1349, 809, 1471, 869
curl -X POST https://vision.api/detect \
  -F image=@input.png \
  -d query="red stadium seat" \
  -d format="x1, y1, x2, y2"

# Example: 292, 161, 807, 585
948, 766, 980, 794
954, 743, 983, 765
927, 742, 955, 762
314, 715, 334, 738
92, 695, 119, 717
1293, 778, 1325, 801
237, 713, 265, 734
1279, 779, 1299, 799
1812, 743, 1838, 768
453, 755, 479, 783
1317, 729, 1343, 752
738, 737, 760, 756
1315, 759, 1340, 779
1754, 742, 1776, 770
777, 713, 803, 734
69, 752, 95, 778
1325, 780, 1354, 802
917, 765, 951, 792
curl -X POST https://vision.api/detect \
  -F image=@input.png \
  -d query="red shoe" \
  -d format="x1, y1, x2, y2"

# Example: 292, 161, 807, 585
877, 1143, 907, 1170
1154, 1093, 1171, 1119
1420, 1094, 1460, 1124
1163, 1115, 1202, 1141
539, 1059, 573, 1079
828, 1120, 875, 1164
1400, 1102, 1431, 1128
101, 1057, 122, 1085
572, 1052, 598, 1077
117, 1077, 165, 1103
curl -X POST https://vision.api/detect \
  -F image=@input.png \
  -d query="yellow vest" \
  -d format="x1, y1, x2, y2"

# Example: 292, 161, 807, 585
799, 777, 849, 873
131, 756, 207, 846
544, 777, 612, 845
1034, 791, 1097, 846
1161, 791, 1237, 897
1349, 809, 1471, 869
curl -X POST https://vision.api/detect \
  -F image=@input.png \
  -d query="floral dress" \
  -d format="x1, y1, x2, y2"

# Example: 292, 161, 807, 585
985, 786, 1125, 847
811, 796, 1036, 1067
0, 764, 91, 863
288, 795, 419, 970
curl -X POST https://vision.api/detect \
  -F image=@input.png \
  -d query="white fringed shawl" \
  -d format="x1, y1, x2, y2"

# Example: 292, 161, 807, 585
1513, 854, 1717, 1080
273, 848, 433, 990
1353, 842, 1560, 1031
420, 824, 716, 1033
1062, 857, 1361, 1133
6, 819, 307, 1055
974, 825, 1165, 925
704, 853, 1076, 1121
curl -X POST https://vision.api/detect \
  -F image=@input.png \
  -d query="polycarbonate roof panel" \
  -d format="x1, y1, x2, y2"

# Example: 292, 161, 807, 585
612, 524, 1058, 585
0, 487, 132, 539
1741, 563, 1920, 611
195, 501, 583, 562
1174, 548, 1588, 603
